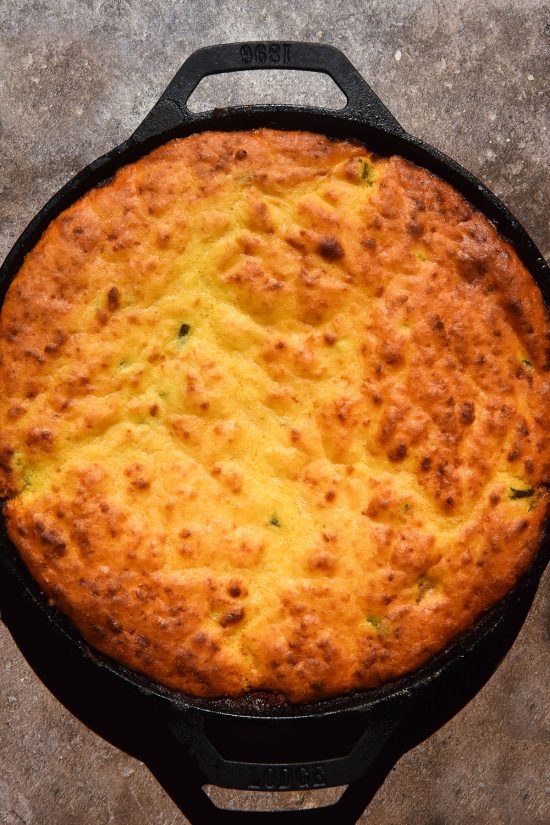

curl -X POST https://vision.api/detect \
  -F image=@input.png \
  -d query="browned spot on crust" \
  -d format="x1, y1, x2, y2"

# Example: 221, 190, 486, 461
0, 446, 14, 472
317, 236, 344, 260
381, 342, 402, 365
130, 478, 150, 490
24, 348, 45, 364
34, 522, 66, 556
26, 428, 53, 449
461, 401, 475, 425
220, 607, 245, 627
407, 219, 423, 239
7, 404, 26, 419
44, 330, 67, 354
107, 615, 123, 634
388, 443, 408, 462
308, 551, 337, 572
107, 286, 120, 310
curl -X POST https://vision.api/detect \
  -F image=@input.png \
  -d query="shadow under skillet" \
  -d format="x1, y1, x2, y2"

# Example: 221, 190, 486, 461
0, 547, 544, 825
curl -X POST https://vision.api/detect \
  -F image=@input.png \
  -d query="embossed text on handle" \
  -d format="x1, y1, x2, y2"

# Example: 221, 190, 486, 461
247, 763, 327, 790
240, 43, 292, 67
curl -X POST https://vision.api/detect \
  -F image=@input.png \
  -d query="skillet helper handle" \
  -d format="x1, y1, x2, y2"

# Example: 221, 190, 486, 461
157, 699, 412, 791
131, 41, 403, 142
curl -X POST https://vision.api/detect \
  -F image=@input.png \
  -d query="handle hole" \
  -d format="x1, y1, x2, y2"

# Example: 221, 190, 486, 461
187, 70, 347, 113
204, 784, 347, 812
203, 715, 361, 763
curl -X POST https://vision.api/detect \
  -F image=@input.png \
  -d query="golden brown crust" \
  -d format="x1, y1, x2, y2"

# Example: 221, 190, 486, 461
1, 129, 549, 702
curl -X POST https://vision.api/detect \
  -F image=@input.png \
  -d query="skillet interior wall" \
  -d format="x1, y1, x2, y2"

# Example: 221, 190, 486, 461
0, 2, 549, 824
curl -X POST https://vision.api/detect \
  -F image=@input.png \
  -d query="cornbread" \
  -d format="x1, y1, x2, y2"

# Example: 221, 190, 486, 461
0, 129, 549, 702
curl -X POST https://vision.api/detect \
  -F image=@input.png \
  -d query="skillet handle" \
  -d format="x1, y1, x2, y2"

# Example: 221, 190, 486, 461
155, 696, 412, 792
131, 41, 403, 142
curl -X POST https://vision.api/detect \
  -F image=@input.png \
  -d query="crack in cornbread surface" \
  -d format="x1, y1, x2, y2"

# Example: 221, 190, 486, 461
1, 129, 549, 702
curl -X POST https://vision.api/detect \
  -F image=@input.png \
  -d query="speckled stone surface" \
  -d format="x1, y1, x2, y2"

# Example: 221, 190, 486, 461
0, 1, 549, 823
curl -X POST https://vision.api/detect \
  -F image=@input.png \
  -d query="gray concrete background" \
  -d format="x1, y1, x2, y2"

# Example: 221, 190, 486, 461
0, 1, 549, 822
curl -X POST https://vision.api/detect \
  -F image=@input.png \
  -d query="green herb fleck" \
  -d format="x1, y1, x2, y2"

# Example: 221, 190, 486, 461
401, 502, 411, 514
367, 614, 381, 628
509, 487, 535, 499
416, 250, 428, 262
269, 514, 281, 527
178, 323, 191, 339
360, 160, 375, 186
522, 358, 533, 368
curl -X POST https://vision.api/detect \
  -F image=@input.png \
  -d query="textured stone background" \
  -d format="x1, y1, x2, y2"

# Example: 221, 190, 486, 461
0, 1, 549, 823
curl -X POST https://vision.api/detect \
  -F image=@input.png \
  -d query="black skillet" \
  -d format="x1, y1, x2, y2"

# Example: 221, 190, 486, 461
1, 41, 549, 799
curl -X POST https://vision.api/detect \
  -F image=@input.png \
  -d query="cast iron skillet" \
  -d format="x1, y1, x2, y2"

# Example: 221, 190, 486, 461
1, 41, 549, 798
